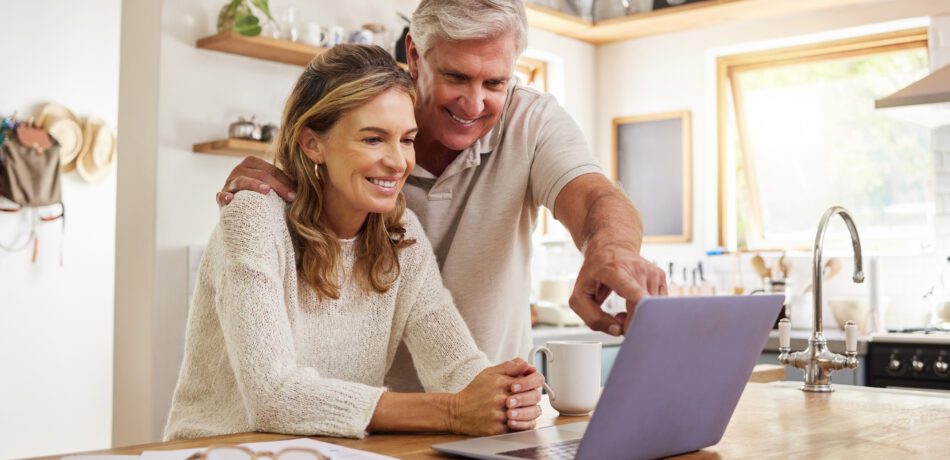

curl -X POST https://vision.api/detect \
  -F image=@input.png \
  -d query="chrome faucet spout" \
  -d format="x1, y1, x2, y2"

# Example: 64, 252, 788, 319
812, 206, 864, 334
778, 206, 863, 393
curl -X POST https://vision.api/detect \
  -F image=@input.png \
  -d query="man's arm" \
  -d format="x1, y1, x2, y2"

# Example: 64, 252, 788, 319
554, 173, 667, 335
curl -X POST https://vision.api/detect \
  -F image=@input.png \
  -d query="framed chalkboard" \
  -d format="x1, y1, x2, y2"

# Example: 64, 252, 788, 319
612, 111, 692, 244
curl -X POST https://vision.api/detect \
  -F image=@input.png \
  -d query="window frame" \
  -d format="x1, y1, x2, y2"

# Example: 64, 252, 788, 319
716, 27, 930, 250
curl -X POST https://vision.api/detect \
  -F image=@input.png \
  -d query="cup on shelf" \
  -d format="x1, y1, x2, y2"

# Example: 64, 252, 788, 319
348, 29, 373, 45
302, 23, 329, 47
326, 25, 346, 47
277, 7, 300, 42
262, 22, 280, 40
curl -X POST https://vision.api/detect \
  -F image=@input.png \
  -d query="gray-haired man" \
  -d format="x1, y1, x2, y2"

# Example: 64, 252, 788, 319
218, 0, 667, 388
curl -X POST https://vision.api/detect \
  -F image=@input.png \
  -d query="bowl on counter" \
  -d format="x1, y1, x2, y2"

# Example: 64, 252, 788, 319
828, 296, 868, 331
827, 296, 891, 332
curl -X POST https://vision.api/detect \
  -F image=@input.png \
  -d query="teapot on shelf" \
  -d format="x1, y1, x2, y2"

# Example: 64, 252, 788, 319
228, 116, 278, 142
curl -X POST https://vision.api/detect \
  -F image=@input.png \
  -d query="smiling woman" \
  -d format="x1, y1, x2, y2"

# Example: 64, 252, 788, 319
276, 51, 418, 298
163, 45, 545, 441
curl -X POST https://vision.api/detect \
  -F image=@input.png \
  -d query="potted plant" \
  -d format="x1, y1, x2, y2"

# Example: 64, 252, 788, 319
217, 0, 275, 36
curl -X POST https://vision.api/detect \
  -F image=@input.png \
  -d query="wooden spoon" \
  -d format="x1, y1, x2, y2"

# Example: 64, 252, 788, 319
772, 254, 790, 280
800, 257, 843, 294
751, 254, 771, 280
823, 257, 842, 280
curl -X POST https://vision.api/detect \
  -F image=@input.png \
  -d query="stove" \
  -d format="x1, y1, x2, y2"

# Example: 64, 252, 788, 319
866, 329, 950, 391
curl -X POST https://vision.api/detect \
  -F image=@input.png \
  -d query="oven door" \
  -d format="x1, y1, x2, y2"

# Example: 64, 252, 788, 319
866, 342, 950, 392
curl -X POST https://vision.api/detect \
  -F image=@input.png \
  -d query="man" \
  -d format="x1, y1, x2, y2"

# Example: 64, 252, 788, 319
218, 0, 667, 386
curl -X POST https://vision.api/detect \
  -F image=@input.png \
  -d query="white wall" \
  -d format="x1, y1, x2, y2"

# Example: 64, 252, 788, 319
526, 28, 597, 148
0, 0, 120, 457
594, 0, 950, 327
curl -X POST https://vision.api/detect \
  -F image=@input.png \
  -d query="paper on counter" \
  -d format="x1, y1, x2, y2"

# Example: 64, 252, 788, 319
63, 456, 139, 460
140, 437, 396, 460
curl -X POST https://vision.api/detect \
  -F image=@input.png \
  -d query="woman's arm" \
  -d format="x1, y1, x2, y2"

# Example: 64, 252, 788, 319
392, 231, 545, 434
367, 360, 540, 436
367, 392, 452, 433
214, 192, 384, 438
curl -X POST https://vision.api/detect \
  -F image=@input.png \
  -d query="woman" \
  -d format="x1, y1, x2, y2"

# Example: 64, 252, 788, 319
164, 45, 543, 440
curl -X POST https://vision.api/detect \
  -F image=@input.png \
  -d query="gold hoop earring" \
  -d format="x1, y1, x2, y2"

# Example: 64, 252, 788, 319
313, 164, 321, 180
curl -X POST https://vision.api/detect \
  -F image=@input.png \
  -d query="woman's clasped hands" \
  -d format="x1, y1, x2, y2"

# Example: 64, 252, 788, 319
450, 358, 546, 436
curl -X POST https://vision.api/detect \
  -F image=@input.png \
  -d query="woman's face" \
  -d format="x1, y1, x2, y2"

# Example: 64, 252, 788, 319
307, 89, 418, 223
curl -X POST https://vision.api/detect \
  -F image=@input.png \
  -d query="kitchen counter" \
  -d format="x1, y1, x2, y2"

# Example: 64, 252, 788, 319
534, 325, 871, 355
52, 382, 950, 459
532, 325, 624, 347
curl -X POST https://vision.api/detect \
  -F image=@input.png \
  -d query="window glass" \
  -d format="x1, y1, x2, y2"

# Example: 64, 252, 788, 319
722, 33, 932, 252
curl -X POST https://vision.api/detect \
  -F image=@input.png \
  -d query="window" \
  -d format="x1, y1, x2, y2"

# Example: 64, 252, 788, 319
717, 28, 933, 252
515, 56, 548, 93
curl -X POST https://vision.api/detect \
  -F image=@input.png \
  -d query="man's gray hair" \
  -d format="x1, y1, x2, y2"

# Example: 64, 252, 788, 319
410, 0, 527, 56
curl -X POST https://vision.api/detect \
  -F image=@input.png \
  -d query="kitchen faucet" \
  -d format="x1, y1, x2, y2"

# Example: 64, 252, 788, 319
778, 206, 864, 392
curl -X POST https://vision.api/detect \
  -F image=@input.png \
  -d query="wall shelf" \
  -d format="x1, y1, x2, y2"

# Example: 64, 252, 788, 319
194, 32, 395, 160
194, 138, 271, 160
196, 30, 327, 66
196, 30, 409, 69
527, 0, 883, 45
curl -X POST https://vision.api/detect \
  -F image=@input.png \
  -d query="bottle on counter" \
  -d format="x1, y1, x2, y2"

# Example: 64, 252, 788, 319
667, 262, 683, 296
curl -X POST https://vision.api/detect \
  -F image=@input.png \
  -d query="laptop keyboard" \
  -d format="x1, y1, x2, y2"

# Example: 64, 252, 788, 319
497, 439, 581, 459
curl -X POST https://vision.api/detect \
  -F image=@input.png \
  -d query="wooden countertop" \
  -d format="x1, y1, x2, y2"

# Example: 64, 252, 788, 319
48, 383, 950, 459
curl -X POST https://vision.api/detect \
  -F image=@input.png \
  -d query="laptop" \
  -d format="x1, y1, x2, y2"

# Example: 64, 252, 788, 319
432, 294, 784, 460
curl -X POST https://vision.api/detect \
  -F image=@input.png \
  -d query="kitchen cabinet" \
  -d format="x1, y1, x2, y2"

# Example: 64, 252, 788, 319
601, 345, 620, 384
534, 325, 870, 387
526, 0, 885, 45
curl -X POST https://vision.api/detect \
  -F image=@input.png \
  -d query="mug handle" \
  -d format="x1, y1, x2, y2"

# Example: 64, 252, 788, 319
528, 345, 556, 401
319, 27, 331, 47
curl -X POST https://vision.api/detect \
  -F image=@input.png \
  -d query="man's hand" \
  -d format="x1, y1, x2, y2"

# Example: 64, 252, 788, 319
553, 173, 667, 336
570, 238, 667, 335
216, 156, 297, 206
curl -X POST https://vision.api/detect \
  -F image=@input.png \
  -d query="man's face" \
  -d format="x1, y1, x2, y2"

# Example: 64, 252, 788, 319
409, 33, 518, 152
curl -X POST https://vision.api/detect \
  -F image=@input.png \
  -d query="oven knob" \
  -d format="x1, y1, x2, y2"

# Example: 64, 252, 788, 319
888, 358, 902, 373
936, 359, 949, 376
912, 357, 925, 373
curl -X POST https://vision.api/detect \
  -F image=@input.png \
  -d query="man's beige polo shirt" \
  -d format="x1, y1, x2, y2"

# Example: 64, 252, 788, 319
387, 81, 602, 389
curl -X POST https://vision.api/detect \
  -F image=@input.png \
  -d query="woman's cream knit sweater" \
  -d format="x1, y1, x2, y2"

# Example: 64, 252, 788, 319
163, 191, 490, 440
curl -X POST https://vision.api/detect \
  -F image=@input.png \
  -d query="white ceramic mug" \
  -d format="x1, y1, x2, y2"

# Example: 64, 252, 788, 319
327, 26, 346, 47
529, 340, 601, 416
302, 24, 328, 47
349, 29, 373, 45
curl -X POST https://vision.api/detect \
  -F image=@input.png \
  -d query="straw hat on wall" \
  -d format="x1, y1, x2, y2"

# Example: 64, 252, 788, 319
37, 103, 83, 173
75, 118, 116, 183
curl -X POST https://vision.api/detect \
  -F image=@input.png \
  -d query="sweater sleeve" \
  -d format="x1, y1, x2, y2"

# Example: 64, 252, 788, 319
399, 214, 491, 394
214, 191, 384, 438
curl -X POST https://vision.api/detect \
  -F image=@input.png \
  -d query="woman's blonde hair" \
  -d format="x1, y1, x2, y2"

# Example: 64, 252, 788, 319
275, 45, 417, 300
